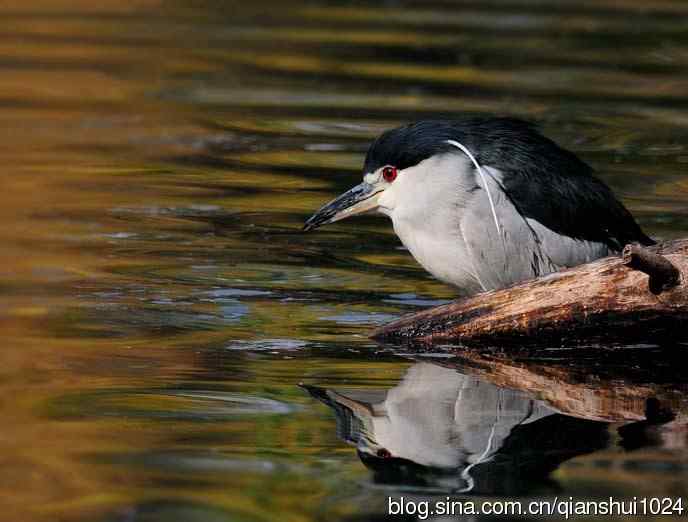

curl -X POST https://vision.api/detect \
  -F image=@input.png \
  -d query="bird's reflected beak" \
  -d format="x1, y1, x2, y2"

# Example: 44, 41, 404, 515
303, 182, 383, 231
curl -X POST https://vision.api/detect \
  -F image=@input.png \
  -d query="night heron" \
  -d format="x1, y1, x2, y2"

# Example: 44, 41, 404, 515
304, 118, 654, 294
301, 363, 608, 494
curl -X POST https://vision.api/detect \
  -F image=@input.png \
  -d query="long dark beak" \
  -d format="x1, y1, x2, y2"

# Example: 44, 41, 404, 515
298, 383, 375, 417
303, 182, 382, 231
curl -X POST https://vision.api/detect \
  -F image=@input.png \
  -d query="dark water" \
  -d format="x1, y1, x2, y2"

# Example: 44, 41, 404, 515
3, 1, 688, 521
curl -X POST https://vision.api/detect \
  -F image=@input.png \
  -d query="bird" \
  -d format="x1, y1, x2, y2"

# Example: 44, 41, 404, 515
301, 363, 607, 494
303, 117, 654, 295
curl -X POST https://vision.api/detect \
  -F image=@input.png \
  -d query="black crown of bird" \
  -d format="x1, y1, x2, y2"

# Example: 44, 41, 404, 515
304, 117, 653, 295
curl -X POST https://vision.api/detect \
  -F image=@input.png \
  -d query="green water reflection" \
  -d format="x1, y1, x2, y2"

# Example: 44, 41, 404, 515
2, 1, 688, 521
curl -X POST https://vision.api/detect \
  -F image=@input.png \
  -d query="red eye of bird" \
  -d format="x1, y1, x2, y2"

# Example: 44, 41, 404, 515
382, 166, 397, 183
377, 448, 392, 458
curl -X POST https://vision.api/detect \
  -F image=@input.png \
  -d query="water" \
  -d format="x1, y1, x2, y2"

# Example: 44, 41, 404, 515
2, 1, 688, 521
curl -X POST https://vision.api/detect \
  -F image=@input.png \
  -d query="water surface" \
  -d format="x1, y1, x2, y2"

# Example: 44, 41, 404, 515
2, 1, 688, 521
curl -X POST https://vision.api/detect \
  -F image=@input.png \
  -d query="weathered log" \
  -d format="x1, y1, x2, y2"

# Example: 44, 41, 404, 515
372, 239, 688, 347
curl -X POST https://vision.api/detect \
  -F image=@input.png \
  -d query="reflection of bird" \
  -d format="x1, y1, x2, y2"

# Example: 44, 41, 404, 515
301, 363, 608, 494
304, 118, 654, 294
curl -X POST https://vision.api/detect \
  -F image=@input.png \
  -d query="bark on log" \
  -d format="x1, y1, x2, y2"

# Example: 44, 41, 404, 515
372, 239, 688, 347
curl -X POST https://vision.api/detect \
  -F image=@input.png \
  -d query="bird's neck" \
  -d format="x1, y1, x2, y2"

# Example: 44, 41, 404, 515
388, 153, 482, 293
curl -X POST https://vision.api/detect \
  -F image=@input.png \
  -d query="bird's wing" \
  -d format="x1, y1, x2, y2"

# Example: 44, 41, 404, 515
459, 169, 547, 291
453, 118, 653, 252
499, 154, 654, 251
460, 167, 628, 291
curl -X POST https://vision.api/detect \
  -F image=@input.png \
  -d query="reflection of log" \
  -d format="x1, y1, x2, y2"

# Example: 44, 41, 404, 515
430, 352, 688, 426
372, 239, 688, 346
